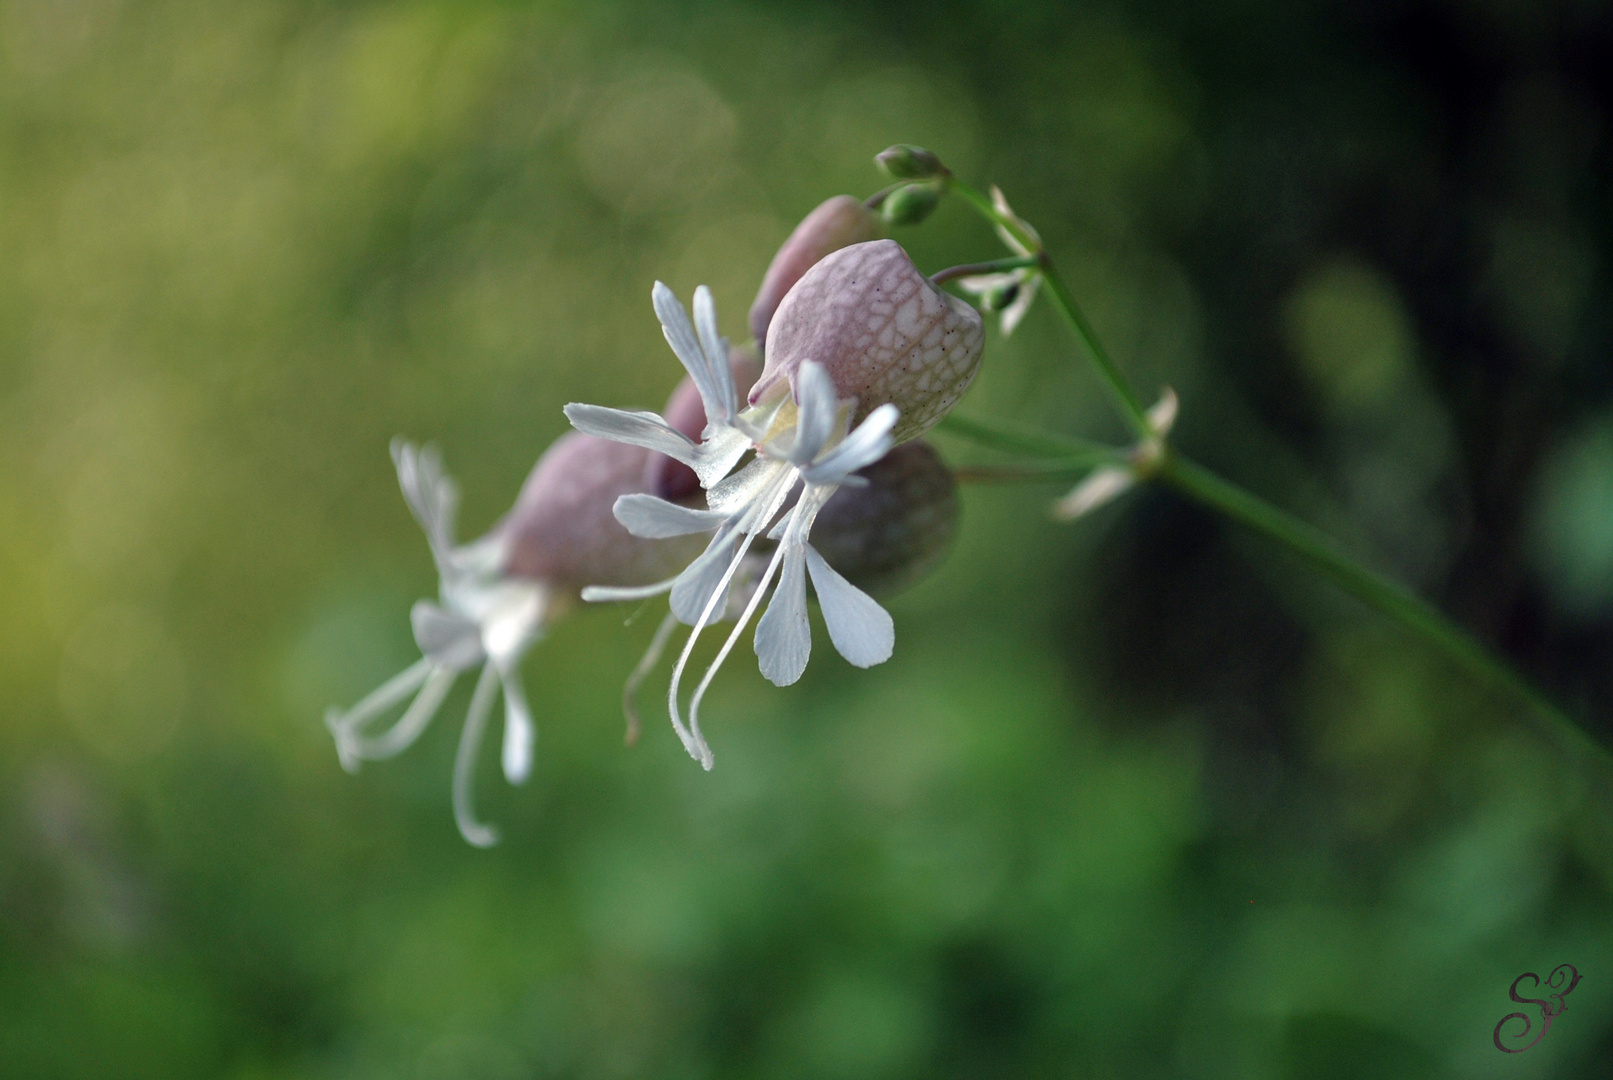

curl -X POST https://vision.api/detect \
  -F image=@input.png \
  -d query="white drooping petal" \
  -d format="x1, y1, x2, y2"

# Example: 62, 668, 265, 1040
392, 440, 459, 565
1051, 465, 1135, 521
690, 424, 754, 490
334, 664, 458, 770
411, 601, 486, 670
805, 545, 894, 668
998, 273, 1040, 337
753, 543, 811, 686
613, 494, 727, 539
582, 579, 677, 603
991, 184, 1041, 255
497, 660, 534, 784
789, 361, 839, 465
669, 529, 742, 625
800, 403, 899, 485
564, 404, 699, 464
653, 281, 733, 424
452, 663, 502, 848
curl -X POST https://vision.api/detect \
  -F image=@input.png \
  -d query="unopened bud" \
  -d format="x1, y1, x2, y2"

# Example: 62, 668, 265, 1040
813, 441, 958, 597
880, 183, 941, 226
875, 144, 947, 181
750, 196, 883, 346
500, 433, 705, 589
753, 239, 985, 443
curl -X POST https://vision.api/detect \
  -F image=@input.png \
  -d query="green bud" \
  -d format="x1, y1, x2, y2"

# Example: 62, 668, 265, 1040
880, 182, 941, 226
875, 144, 947, 180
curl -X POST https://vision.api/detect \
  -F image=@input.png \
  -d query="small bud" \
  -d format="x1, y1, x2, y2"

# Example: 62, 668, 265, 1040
750, 196, 883, 346
645, 347, 761, 501
813, 441, 958, 597
500, 433, 705, 589
875, 144, 947, 181
880, 183, 941, 226
753, 239, 985, 443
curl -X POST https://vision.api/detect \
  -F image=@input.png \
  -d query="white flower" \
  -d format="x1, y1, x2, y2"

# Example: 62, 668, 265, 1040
957, 185, 1043, 337
1052, 388, 1179, 521
565, 284, 899, 769
323, 442, 547, 847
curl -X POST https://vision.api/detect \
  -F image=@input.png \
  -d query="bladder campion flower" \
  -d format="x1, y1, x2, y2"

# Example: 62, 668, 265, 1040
956, 186, 1044, 336
324, 433, 702, 846
566, 242, 982, 769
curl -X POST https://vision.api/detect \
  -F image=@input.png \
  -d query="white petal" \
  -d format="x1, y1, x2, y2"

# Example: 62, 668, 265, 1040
452, 663, 502, 847
1051, 466, 1135, 521
391, 439, 459, 561
805, 545, 894, 668
800, 404, 897, 485
332, 664, 457, 769
790, 361, 838, 465
692, 285, 736, 419
999, 273, 1039, 337
670, 529, 741, 625
691, 424, 753, 490
614, 494, 727, 538
954, 271, 1020, 296
498, 661, 535, 784
411, 601, 485, 670
654, 281, 731, 424
707, 456, 788, 518
582, 578, 677, 603
564, 404, 698, 464
754, 545, 811, 686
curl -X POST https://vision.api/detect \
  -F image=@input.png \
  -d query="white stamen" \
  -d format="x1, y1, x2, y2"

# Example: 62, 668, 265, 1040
687, 537, 789, 749
622, 611, 680, 747
331, 664, 459, 771
452, 662, 503, 848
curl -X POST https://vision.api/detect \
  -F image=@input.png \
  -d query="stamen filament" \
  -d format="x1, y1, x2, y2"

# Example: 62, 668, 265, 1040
324, 657, 433, 743
623, 611, 680, 747
687, 535, 789, 750
452, 662, 503, 848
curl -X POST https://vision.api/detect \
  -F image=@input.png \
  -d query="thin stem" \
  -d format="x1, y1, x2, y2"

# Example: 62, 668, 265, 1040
946, 176, 1154, 439
931, 255, 1040, 285
1159, 452, 1610, 762
937, 412, 1122, 461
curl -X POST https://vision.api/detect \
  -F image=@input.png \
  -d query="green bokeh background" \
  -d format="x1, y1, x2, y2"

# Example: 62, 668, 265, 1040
2, 0, 1611, 1076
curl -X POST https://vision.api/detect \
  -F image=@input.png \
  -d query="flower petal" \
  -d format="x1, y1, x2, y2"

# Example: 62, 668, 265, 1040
563, 404, 699, 464
392, 440, 459, 562
581, 578, 677, 603
691, 285, 736, 421
613, 494, 727, 538
654, 281, 733, 424
452, 663, 502, 847
691, 424, 753, 490
999, 273, 1039, 337
669, 529, 741, 625
805, 545, 894, 668
753, 544, 811, 686
411, 601, 486, 670
800, 403, 898, 485
497, 661, 535, 784
707, 456, 787, 518
1051, 466, 1135, 521
789, 361, 838, 465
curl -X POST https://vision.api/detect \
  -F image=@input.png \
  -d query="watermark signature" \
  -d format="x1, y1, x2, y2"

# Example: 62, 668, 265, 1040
1493, 964, 1580, 1053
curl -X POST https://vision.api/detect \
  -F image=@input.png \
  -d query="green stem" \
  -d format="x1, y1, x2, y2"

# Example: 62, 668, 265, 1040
946, 177, 1154, 438
937, 412, 1122, 462
1159, 452, 1610, 761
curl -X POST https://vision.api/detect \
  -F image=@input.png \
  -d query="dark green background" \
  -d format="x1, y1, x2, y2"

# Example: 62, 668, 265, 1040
2, 0, 1610, 1076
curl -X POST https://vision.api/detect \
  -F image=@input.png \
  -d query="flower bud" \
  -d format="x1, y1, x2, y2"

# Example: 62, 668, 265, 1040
875, 144, 947, 180
880, 182, 941, 226
500, 432, 705, 589
749, 196, 883, 346
645, 346, 761, 501
813, 441, 958, 597
753, 239, 984, 443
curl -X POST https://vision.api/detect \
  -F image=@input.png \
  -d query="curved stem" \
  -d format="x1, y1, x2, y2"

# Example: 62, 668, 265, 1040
1159, 452, 1610, 762
946, 177, 1154, 438
931, 255, 1039, 285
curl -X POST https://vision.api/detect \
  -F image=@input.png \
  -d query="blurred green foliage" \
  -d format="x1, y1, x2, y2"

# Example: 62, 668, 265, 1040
1, 0, 1611, 1076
